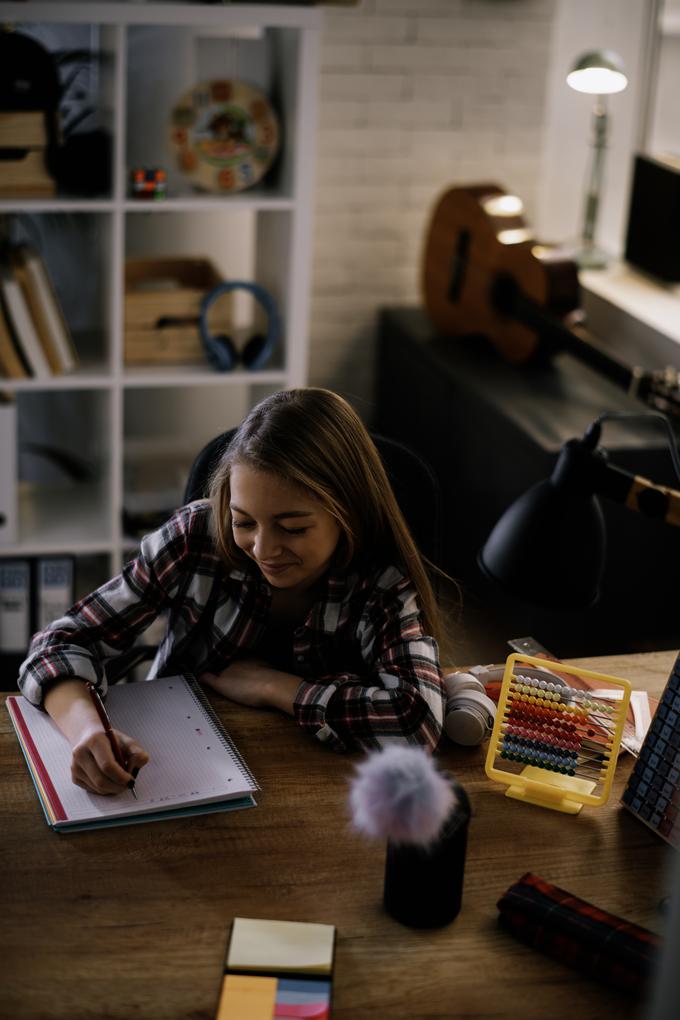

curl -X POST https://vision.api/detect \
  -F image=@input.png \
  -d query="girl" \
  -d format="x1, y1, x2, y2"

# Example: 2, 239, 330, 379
18, 388, 448, 795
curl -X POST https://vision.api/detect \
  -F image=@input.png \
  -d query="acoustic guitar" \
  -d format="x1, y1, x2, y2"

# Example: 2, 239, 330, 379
421, 183, 680, 418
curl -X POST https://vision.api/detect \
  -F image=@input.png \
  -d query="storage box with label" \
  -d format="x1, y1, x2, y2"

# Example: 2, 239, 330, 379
124, 257, 232, 366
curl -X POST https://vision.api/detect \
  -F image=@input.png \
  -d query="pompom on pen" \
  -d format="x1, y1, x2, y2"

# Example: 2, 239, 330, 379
349, 745, 456, 844
349, 746, 471, 928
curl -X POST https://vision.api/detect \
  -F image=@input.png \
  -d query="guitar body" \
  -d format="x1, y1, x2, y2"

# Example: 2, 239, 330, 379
421, 183, 580, 364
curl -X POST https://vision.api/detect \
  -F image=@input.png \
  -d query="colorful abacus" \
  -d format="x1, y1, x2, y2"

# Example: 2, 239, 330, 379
485, 653, 632, 814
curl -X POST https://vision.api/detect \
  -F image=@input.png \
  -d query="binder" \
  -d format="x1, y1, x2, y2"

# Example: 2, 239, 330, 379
34, 556, 74, 631
0, 395, 17, 545
0, 556, 75, 676
0, 558, 31, 654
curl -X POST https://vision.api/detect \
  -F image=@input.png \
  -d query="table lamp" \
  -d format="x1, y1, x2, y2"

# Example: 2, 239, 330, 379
567, 49, 628, 269
478, 411, 680, 609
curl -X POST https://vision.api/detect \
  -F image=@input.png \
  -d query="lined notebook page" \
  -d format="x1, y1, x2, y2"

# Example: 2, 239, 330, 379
9, 677, 257, 825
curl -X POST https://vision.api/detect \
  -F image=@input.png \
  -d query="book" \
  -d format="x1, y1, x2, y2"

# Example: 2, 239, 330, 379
217, 917, 336, 1020
0, 260, 51, 378
11, 245, 78, 374
0, 558, 31, 654
0, 295, 28, 378
34, 556, 74, 630
506, 636, 657, 756
6, 675, 259, 831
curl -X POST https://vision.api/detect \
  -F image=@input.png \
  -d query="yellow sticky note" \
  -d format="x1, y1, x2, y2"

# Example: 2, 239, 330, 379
228, 918, 335, 975
215, 973, 277, 1020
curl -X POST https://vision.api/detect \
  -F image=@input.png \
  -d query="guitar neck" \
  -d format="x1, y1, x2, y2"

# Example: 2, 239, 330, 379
495, 274, 634, 391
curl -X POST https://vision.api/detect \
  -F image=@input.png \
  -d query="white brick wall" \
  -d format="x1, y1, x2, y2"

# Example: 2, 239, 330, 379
308, 0, 557, 415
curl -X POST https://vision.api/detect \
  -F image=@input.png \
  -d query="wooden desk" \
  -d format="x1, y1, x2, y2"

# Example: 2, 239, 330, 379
1, 651, 676, 1020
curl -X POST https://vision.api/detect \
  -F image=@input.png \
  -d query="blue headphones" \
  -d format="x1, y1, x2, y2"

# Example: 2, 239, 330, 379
199, 280, 281, 372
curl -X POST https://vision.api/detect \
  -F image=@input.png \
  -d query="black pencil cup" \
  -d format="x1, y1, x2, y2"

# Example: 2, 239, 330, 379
383, 776, 470, 928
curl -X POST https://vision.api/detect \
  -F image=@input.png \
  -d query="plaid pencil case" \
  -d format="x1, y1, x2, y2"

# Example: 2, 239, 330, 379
497, 872, 661, 997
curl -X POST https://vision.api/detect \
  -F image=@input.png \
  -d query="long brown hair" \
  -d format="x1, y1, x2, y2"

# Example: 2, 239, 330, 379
209, 388, 447, 652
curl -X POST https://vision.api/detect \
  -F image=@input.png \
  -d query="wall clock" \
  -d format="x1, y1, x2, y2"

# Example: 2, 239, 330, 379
170, 79, 280, 194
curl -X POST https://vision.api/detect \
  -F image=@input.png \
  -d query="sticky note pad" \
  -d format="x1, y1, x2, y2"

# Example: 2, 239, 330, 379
228, 918, 335, 975
215, 974, 277, 1020
275, 978, 331, 1018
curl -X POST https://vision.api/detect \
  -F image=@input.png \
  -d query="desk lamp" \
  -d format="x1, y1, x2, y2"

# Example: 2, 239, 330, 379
478, 411, 680, 609
567, 49, 628, 269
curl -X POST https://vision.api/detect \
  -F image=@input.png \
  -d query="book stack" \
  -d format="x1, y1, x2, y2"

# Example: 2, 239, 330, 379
0, 110, 55, 197
0, 245, 78, 380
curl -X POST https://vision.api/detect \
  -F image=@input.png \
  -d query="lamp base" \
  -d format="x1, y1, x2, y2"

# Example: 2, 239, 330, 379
570, 241, 610, 270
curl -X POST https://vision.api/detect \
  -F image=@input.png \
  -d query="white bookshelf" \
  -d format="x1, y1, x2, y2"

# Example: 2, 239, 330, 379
0, 2, 320, 589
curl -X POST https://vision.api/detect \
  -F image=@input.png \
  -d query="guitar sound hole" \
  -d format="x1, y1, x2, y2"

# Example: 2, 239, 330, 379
448, 229, 470, 302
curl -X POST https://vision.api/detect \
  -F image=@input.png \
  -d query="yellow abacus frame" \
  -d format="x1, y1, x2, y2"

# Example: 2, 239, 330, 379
485, 653, 632, 814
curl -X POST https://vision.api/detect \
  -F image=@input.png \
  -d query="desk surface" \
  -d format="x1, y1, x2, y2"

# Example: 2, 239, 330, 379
1, 650, 677, 1020
378, 307, 676, 460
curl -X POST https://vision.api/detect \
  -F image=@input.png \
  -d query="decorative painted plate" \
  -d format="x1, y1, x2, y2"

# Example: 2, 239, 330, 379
170, 79, 280, 194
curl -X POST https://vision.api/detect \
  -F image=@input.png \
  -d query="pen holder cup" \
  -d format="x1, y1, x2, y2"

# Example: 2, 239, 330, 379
383, 776, 470, 928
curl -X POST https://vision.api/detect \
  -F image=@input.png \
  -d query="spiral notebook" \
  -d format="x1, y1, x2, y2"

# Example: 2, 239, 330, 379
6, 675, 258, 832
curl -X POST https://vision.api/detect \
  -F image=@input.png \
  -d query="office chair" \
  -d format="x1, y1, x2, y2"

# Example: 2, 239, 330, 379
183, 428, 443, 568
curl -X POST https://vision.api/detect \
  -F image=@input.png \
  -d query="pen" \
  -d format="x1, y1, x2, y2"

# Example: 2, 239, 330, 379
85, 682, 138, 798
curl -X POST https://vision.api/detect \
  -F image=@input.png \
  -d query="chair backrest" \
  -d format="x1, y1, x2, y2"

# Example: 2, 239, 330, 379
184, 429, 443, 567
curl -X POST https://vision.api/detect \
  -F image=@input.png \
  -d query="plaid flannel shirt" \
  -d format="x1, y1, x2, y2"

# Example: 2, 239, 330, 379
18, 502, 445, 753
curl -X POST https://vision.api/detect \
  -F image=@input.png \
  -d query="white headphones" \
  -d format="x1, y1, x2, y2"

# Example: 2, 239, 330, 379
443, 670, 497, 746
443, 663, 568, 746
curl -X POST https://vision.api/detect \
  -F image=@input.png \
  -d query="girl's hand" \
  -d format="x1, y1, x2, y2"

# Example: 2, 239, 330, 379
200, 659, 301, 715
71, 726, 149, 796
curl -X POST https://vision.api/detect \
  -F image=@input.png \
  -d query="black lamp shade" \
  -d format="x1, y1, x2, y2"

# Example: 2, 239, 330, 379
478, 478, 606, 610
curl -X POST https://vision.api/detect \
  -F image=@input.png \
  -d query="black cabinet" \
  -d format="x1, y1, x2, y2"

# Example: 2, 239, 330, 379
375, 307, 680, 659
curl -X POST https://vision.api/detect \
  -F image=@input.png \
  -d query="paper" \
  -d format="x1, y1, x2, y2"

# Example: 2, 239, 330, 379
274, 977, 330, 1017
228, 918, 335, 975
215, 974, 277, 1020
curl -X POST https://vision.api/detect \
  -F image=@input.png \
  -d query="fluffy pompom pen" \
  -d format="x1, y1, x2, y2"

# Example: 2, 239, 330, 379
349, 746, 471, 928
